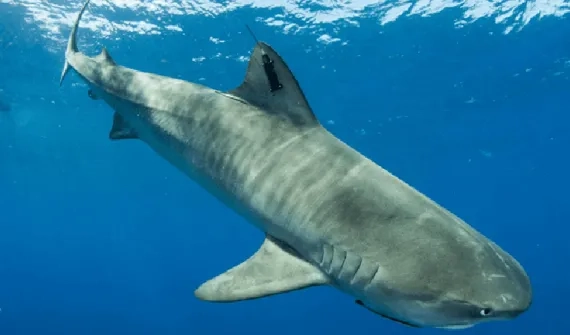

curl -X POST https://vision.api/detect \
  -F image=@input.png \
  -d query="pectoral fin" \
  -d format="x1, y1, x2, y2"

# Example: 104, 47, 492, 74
195, 235, 329, 302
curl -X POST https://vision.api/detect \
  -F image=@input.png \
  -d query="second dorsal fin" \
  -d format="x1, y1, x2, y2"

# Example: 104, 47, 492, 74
95, 47, 115, 65
228, 42, 319, 127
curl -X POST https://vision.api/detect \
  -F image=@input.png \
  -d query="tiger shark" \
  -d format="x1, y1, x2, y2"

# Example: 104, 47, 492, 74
60, 0, 532, 329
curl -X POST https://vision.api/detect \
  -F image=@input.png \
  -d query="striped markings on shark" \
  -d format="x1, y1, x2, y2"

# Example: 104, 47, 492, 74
60, 0, 532, 330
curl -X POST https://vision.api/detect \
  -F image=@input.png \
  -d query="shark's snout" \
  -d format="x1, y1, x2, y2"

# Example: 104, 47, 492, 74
494, 283, 532, 321
484, 243, 532, 320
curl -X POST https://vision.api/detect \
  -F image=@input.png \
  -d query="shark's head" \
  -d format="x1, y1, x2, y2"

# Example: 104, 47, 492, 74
427, 228, 531, 330
360, 244, 532, 329
403, 267, 531, 330
356, 210, 532, 329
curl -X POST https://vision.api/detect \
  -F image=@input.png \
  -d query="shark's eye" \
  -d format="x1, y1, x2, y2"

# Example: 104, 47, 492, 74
480, 308, 493, 317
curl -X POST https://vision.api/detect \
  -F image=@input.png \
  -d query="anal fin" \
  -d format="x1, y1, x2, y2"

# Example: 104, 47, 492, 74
88, 89, 99, 100
195, 235, 329, 302
109, 112, 138, 140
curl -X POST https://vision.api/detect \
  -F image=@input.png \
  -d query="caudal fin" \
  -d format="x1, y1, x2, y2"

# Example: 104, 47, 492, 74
60, 0, 91, 86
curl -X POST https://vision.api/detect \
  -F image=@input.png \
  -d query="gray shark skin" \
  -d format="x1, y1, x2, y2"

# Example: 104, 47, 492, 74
61, 0, 532, 329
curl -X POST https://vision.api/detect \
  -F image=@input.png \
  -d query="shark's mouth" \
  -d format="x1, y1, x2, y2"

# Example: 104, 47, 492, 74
437, 324, 475, 330
355, 300, 421, 328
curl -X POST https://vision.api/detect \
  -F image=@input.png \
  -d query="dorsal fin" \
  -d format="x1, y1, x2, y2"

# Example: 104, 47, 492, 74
228, 42, 319, 127
95, 47, 115, 65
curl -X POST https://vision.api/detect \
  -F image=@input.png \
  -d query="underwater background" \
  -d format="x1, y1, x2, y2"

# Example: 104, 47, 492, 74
0, 0, 568, 334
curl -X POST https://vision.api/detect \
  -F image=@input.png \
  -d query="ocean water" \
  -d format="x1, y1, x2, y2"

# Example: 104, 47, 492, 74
0, 0, 568, 334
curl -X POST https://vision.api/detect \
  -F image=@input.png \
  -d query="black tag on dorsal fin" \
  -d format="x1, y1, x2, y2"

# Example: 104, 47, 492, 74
228, 42, 319, 127
260, 53, 283, 92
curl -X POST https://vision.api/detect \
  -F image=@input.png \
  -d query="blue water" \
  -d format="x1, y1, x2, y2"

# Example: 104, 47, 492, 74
0, 1, 568, 334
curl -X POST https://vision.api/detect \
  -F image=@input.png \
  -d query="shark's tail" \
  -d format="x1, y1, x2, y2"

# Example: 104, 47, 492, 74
59, 0, 91, 87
